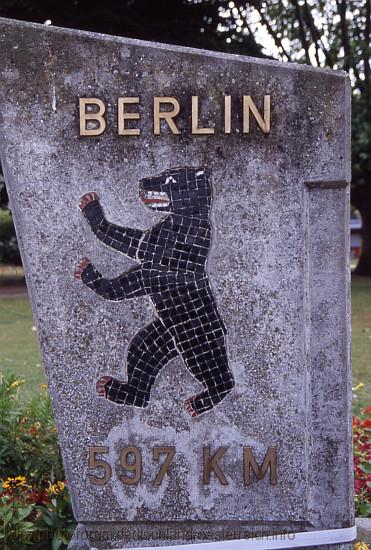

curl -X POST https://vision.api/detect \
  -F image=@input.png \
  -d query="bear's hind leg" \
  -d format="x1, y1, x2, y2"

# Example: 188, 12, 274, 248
96, 376, 146, 407
97, 319, 178, 408
185, 375, 235, 417
183, 337, 235, 417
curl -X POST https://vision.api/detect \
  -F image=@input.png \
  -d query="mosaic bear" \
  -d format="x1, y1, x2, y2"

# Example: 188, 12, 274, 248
75, 167, 235, 417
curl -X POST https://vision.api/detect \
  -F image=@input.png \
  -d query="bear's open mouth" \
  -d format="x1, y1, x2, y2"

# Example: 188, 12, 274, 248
140, 190, 170, 208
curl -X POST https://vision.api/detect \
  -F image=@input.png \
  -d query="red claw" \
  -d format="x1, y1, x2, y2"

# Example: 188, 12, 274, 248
78, 192, 99, 210
96, 376, 112, 398
185, 397, 198, 418
74, 257, 91, 279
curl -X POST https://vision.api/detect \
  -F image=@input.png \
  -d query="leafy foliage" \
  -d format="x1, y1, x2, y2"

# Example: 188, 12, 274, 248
33, 490, 76, 550
0, 375, 75, 549
0, 483, 75, 550
0, 373, 63, 487
0, 494, 36, 549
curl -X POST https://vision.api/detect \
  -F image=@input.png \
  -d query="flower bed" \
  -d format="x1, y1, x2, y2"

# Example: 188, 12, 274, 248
0, 374, 75, 549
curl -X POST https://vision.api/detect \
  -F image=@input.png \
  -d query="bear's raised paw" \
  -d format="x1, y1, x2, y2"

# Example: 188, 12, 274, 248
78, 192, 99, 211
96, 376, 112, 398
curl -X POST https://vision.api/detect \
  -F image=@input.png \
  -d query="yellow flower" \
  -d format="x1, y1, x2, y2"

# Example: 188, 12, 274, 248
40, 384, 48, 391
10, 379, 25, 389
352, 383, 365, 391
47, 481, 66, 495
354, 542, 369, 550
2, 476, 27, 490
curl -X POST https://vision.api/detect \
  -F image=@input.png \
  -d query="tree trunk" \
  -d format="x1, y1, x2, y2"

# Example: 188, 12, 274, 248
353, 177, 371, 276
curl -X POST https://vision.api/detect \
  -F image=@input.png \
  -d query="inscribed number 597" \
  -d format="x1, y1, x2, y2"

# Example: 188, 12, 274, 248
88, 446, 175, 486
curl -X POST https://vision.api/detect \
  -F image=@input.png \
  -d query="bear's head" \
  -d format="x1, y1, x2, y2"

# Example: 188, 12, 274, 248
139, 167, 212, 217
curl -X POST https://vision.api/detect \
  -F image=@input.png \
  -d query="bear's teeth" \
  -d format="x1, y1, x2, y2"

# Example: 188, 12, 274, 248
141, 190, 170, 207
150, 202, 169, 208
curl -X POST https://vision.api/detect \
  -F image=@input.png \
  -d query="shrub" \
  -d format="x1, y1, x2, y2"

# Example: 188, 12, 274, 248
0, 477, 75, 549
0, 374, 75, 549
0, 374, 63, 484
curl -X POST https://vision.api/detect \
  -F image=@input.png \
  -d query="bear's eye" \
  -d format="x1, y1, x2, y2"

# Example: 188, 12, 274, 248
165, 176, 176, 184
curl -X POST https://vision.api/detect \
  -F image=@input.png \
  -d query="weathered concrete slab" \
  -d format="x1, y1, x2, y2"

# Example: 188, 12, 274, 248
0, 17, 353, 550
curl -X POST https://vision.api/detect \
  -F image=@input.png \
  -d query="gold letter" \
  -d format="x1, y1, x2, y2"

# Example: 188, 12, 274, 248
243, 447, 277, 486
118, 97, 140, 136
153, 97, 180, 135
79, 98, 106, 136
224, 95, 231, 134
203, 447, 228, 485
243, 95, 271, 133
192, 96, 215, 135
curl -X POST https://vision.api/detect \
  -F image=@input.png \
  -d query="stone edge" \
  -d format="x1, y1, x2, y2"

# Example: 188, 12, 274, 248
0, 16, 349, 80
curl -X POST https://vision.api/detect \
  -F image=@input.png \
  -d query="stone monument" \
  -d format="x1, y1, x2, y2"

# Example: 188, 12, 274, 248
0, 17, 355, 550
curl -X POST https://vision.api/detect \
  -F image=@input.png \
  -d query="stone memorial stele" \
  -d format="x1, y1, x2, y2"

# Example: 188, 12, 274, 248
0, 17, 355, 550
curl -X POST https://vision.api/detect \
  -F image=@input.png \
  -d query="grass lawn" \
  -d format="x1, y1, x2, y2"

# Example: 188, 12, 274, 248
0, 296, 45, 400
0, 277, 370, 412
351, 275, 371, 414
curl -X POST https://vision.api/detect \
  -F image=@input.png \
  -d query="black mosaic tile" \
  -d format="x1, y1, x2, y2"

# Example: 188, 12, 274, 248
76, 167, 235, 417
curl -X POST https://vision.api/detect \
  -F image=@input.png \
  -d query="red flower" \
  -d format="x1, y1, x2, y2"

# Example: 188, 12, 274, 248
26, 488, 50, 505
